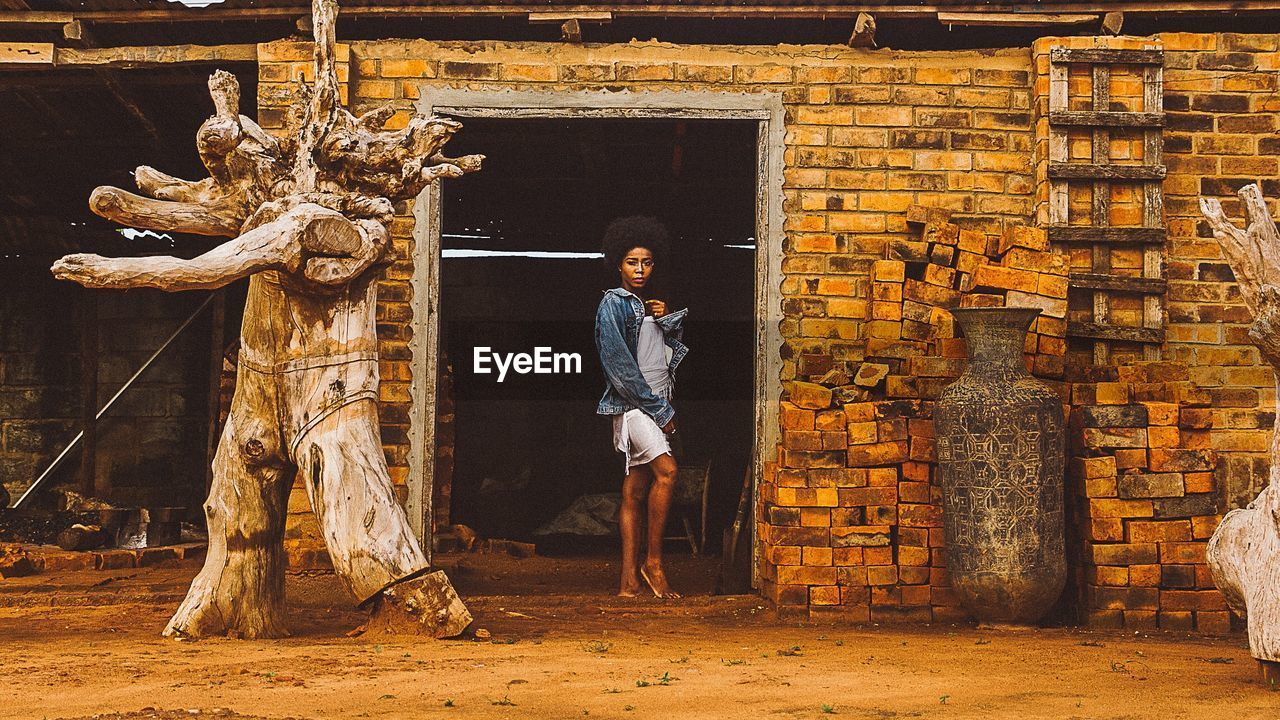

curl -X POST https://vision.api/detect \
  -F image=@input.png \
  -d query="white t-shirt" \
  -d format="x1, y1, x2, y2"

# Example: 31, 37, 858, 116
637, 316, 672, 398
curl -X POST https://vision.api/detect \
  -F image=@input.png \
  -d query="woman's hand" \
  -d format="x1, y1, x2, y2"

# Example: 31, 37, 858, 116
661, 418, 677, 434
645, 299, 667, 318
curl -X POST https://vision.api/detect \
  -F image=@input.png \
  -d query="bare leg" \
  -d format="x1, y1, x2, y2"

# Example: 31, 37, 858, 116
641, 453, 681, 599
165, 369, 293, 639
618, 465, 650, 597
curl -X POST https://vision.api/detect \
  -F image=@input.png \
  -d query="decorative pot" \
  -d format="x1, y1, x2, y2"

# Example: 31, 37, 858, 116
934, 307, 1066, 625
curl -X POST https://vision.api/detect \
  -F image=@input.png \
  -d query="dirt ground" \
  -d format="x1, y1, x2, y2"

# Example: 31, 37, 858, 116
0, 551, 1275, 720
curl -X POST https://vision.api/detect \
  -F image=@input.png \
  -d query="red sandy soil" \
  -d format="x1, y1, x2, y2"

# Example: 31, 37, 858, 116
0, 551, 1275, 719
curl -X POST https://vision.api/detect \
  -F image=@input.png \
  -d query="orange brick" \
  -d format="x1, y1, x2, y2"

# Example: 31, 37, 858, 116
847, 421, 878, 445
972, 264, 1039, 293
781, 402, 816, 430
1143, 402, 1180, 426
1090, 518, 1124, 541
791, 382, 833, 410
1147, 426, 1180, 448
1114, 449, 1148, 470
1094, 565, 1129, 586
1182, 471, 1213, 491
1090, 499, 1154, 518
872, 259, 906, 283
1094, 382, 1131, 405
1128, 520, 1192, 543
1128, 564, 1160, 586
777, 565, 837, 585
815, 410, 847, 432
1191, 515, 1222, 539
899, 545, 931, 566
1074, 455, 1117, 479
810, 585, 842, 605
803, 546, 834, 565
866, 565, 899, 586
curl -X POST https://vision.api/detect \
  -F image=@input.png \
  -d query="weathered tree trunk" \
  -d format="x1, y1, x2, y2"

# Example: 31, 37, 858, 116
1200, 184, 1280, 674
51, 0, 481, 639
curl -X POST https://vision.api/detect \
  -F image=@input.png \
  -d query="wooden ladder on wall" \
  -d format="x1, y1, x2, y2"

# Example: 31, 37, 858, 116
1047, 47, 1166, 365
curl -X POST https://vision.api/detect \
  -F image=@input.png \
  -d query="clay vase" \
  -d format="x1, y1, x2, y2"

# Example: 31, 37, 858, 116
934, 307, 1066, 625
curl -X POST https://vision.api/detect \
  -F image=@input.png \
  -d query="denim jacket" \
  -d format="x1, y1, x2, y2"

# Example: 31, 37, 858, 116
594, 288, 688, 426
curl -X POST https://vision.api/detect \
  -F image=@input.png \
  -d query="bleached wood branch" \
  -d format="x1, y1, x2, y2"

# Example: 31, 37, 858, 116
1201, 183, 1280, 665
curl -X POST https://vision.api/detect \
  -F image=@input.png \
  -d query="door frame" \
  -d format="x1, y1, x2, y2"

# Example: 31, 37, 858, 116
406, 88, 785, 585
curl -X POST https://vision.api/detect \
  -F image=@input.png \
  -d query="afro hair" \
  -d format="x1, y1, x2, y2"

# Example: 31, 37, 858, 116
600, 215, 671, 270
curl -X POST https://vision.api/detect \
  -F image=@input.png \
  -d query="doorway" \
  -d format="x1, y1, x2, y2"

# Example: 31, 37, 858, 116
408, 91, 785, 594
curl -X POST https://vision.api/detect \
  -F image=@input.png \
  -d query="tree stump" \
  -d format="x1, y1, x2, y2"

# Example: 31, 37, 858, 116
51, 0, 482, 639
1200, 184, 1280, 664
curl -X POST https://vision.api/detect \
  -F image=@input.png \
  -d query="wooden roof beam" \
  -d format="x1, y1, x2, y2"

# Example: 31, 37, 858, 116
4, 1, 1278, 25
937, 12, 1098, 27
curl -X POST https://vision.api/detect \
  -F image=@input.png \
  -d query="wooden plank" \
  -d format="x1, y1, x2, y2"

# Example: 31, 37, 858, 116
53, 44, 256, 68
1049, 162, 1165, 180
1069, 273, 1168, 293
1049, 111, 1164, 127
527, 10, 611, 22
1091, 63, 1112, 365
3, 2, 1279, 24
1067, 321, 1164, 344
1050, 48, 1164, 65
1048, 59, 1069, 227
0, 11, 71, 25
937, 12, 1097, 26
1142, 62, 1165, 361
1048, 226, 1165, 243
0, 42, 53, 64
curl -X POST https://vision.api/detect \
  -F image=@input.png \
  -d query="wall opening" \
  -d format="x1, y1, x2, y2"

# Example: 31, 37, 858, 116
430, 117, 758, 589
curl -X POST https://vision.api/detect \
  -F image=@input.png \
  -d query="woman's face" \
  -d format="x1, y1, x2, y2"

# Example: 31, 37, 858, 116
619, 247, 655, 293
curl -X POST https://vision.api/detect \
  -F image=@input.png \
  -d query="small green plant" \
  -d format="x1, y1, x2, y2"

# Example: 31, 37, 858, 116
624, 706, 635, 712
443, 699, 455, 707
657, 672, 674, 686
492, 696, 516, 706
635, 679, 650, 688
821, 703, 837, 714
939, 695, 950, 705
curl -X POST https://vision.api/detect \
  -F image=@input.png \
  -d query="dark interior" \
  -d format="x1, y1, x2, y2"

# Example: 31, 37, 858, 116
0, 65, 254, 510
438, 117, 759, 551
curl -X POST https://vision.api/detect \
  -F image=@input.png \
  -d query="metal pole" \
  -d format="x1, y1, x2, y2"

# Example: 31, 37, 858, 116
11, 293, 217, 509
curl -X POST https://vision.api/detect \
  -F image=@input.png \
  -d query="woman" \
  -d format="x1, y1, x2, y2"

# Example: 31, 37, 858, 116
595, 216, 688, 599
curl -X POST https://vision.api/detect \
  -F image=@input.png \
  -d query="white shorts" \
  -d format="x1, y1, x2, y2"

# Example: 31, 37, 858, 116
612, 408, 672, 472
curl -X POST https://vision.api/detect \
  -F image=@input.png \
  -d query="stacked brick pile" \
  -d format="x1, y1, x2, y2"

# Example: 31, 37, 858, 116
864, 209, 1070, 400
1068, 361, 1230, 631
768, 206, 1075, 622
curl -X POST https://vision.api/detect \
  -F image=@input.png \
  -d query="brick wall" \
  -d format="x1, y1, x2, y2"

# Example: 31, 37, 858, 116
249, 34, 1276, 628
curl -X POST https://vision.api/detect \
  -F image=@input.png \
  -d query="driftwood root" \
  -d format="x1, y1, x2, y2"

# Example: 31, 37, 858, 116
365, 571, 472, 639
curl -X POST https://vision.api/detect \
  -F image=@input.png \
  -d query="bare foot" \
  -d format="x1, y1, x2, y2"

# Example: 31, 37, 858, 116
640, 561, 681, 599
618, 576, 643, 598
